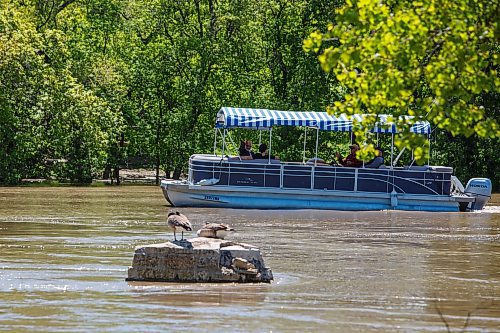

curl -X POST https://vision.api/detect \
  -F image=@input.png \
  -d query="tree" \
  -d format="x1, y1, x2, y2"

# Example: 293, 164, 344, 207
304, 0, 499, 162
0, 0, 121, 184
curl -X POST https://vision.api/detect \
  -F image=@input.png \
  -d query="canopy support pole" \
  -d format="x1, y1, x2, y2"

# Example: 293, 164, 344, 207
268, 128, 273, 164
213, 128, 218, 156
315, 127, 319, 165
428, 133, 431, 165
393, 147, 406, 167
310, 127, 320, 189
302, 127, 307, 164
222, 129, 227, 158
390, 133, 394, 168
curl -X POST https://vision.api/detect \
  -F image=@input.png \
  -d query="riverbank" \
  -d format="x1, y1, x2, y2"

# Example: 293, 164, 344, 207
18, 169, 166, 186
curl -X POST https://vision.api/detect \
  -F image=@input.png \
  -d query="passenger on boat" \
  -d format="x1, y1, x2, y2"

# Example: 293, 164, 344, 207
365, 147, 384, 168
254, 143, 279, 160
336, 143, 363, 167
239, 140, 255, 160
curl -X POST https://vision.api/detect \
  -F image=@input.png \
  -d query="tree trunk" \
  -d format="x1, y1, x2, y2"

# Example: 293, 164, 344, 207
114, 166, 120, 185
173, 167, 181, 180
155, 162, 160, 185
103, 164, 111, 179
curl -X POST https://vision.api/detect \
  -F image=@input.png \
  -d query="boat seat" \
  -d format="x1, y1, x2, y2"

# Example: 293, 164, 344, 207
191, 154, 228, 162
406, 165, 430, 171
306, 158, 329, 166
405, 165, 453, 173
228, 157, 281, 164
428, 166, 453, 173
364, 157, 384, 168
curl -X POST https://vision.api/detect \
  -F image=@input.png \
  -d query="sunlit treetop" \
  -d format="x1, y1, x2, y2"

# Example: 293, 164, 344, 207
304, 0, 499, 162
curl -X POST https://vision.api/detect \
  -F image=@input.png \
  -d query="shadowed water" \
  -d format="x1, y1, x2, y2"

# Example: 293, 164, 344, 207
0, 187, 499, 332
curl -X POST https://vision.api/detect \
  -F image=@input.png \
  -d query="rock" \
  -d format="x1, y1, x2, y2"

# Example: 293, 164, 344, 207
232, 257, 256, 270
126, 237, 273, 283
232, 258, 258, 276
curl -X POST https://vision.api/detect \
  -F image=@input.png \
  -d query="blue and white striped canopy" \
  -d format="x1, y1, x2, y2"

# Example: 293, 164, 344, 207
216, 107, 430, 134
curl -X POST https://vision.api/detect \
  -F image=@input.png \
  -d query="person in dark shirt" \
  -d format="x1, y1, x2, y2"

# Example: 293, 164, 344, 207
238, 140, 254, 160
365, 146, 384, 168
336, 143, 363, 167
253, 143, 279, 160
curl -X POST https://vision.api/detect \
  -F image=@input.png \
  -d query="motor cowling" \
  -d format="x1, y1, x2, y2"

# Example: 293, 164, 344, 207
465, 178, 492, 211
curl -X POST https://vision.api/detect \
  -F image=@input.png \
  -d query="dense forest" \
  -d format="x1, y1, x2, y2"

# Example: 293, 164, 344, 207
0, 0, 498, 189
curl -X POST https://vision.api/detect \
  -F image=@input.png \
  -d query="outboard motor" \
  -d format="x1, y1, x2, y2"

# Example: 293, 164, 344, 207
464, 178, 492, 210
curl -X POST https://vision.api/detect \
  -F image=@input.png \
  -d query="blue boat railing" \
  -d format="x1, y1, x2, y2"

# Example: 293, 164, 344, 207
187, 155, 452, 196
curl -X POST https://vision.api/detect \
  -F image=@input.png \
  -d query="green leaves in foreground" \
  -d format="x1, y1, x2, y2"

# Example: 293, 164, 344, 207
304, 0, 499, 163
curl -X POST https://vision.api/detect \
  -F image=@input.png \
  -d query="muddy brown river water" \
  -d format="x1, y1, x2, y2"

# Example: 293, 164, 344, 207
0, 187, 499, 332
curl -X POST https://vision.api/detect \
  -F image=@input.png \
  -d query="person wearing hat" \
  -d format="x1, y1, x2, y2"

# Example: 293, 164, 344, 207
335, 143, 363, 167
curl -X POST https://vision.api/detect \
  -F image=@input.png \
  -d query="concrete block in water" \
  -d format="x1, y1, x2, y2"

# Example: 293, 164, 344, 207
126, 237, 273, 283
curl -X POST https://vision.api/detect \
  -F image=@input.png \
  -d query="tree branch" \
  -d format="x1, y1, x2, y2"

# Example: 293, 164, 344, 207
37, 0, 77, 30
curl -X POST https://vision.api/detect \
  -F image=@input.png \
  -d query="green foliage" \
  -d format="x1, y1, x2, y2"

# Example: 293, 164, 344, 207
304, 0, 499, 163
0, 1, 120, 183
0, 0, 497, 187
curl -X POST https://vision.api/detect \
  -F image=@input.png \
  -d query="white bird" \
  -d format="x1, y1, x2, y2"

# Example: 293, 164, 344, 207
197, 222, 235, 239
167, 211, 192, 241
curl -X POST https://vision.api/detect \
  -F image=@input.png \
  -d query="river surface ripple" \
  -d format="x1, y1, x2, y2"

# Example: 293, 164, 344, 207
0, 187, 499, 332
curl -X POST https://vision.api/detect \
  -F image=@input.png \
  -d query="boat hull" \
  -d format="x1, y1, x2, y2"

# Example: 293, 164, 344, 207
161, 180, 463, 212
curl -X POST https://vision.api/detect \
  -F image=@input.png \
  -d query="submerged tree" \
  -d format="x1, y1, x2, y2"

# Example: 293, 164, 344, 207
304, 0, 499, 163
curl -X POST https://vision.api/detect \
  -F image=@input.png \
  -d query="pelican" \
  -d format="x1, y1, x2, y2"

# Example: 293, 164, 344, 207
167, 211, 192, 241
197, 222, 235, 239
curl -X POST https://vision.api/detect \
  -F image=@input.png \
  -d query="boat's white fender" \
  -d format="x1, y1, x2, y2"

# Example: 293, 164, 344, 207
197, 178, 219, 186
390, 190, 398, 208
465, 178, 492, 210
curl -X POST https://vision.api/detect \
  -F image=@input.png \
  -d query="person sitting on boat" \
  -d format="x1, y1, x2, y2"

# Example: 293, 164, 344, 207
336, 143, 363, 167
239, 140, 255, 160
253, 143, 279, 160
365, 146, 384, 168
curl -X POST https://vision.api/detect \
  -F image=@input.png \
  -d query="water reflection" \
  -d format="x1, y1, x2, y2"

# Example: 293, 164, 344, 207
0, 187, 499, 332
127, 282, 270, 307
